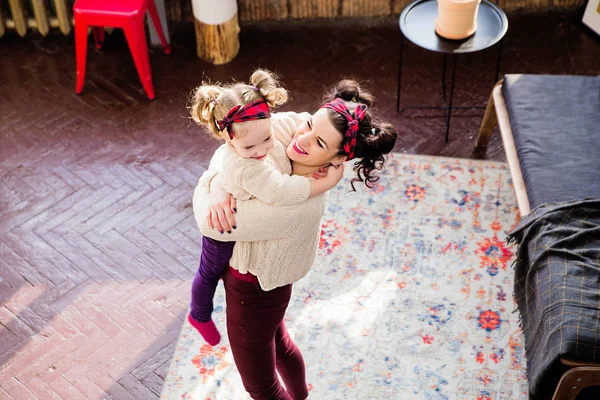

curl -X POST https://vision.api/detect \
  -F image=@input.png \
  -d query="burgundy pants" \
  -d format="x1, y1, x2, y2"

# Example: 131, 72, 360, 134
223, 267, 308, 400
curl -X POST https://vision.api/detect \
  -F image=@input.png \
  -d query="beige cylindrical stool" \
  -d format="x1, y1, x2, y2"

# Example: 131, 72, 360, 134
192, 0, 240, 64
435, 0, 481, 40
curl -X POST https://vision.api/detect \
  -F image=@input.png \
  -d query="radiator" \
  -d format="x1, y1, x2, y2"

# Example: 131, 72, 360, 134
0, 0, 72, 37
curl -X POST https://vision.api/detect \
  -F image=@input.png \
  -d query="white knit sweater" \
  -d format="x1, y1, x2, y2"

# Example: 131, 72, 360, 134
220, 141, 310, 205
193, 112, 328, 291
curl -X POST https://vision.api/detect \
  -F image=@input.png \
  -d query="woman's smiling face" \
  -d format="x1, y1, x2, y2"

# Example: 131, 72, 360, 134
286, 109, 346, 168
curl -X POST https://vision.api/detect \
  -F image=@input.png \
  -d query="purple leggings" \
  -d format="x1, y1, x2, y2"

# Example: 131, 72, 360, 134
190, 236, 235, 322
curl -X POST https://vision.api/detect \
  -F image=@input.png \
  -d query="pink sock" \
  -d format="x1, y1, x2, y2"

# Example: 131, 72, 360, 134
188, 314, 221, 346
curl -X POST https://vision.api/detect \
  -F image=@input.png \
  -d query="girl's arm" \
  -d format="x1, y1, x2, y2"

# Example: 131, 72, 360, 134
225, 157, 340, 206
225, 158, 309, 206
197, 144, 228, 190
271, 112, 311, 148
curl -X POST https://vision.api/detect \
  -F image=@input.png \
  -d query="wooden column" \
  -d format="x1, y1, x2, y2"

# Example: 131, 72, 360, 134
192, 0, 240, 65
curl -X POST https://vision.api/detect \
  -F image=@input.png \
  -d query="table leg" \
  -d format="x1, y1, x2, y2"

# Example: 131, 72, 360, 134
396, 35, 404, 113
442, 53, 447, 105
442, 53, 448, 119
445, 54, 457, 143
494, 38, 504, 83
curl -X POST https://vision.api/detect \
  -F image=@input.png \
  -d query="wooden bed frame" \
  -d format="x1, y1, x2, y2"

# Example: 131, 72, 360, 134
474, 81, 600, 400
475, 81, 531, 216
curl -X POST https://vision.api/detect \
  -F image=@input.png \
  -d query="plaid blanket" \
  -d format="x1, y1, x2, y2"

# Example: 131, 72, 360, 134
507, 199, 600, 398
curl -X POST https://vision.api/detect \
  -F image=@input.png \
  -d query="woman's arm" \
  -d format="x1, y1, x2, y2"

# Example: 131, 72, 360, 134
193, 179, 322, 241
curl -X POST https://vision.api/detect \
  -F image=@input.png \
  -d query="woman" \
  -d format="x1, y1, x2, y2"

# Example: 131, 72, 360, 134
193, 79, 397, 400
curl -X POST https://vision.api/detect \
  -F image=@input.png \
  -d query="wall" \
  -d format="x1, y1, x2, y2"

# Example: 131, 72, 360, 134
165, 0, 586, 23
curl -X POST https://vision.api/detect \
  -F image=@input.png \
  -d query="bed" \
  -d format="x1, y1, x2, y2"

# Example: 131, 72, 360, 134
475, 74, 600, 400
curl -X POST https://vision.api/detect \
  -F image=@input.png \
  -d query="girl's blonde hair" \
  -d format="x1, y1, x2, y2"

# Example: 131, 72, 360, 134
190, 69, 288, 140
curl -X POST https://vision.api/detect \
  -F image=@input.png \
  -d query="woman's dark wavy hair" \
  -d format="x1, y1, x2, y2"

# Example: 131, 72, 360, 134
323, 79, 398, 191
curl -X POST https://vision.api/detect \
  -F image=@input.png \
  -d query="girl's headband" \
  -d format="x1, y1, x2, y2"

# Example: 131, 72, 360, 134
216, 99, 271, 139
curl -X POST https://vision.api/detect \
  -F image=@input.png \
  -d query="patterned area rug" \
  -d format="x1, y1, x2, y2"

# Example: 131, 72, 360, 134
161, 154, 528, 400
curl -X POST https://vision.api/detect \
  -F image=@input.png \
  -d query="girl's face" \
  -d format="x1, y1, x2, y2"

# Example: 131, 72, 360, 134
229, 119, 274, 161
286, 109, 346, 168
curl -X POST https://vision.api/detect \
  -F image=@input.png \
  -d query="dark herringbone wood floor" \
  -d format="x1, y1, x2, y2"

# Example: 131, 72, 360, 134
1, 11, 599, 399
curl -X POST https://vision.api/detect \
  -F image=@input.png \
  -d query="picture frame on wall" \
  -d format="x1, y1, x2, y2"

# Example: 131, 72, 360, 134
583, 0, 600, 36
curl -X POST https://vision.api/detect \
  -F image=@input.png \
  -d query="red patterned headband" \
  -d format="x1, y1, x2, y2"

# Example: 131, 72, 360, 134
217, 99, 271, 139
321, 98, 367, 160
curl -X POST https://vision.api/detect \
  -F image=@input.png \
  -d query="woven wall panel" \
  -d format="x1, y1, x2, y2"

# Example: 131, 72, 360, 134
164, 0, 585, 22
166, 0, 191, 22
500, 0, 550, 10
289, 0, 340, 19
393, 0, 414, 14
342, 0, 391, 17
393, 0, 582, 13
239, 0, 288, 21
549, 0, 585, 9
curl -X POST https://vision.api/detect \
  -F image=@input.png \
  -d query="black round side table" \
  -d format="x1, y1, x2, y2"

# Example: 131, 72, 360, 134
396, 0, 508, 143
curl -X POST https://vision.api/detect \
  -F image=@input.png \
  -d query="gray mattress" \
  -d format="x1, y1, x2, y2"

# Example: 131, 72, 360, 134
502, 74, 600, 209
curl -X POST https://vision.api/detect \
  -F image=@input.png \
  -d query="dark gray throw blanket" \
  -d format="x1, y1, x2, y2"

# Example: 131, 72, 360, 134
507, 199, 600, 398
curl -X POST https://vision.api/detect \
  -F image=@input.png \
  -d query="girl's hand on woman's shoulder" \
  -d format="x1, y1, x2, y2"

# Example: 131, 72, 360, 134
326, 164, 345, 186
310, 165, 344, 195
207, 178, 237, 234
313, 165, 344, 183
312, 167, 328, 180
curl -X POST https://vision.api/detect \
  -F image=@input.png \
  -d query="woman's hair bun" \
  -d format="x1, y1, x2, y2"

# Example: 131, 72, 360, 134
331, 79, 374, 108
367, 122, 397, 156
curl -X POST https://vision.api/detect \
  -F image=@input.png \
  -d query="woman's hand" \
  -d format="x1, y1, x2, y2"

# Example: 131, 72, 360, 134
207, 178, 237, 234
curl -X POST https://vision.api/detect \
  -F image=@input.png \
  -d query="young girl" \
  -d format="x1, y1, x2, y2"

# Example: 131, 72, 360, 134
188, 70, 342, 345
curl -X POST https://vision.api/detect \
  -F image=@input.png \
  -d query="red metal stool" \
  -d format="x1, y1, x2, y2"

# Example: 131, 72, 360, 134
73, 0, 171, 100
